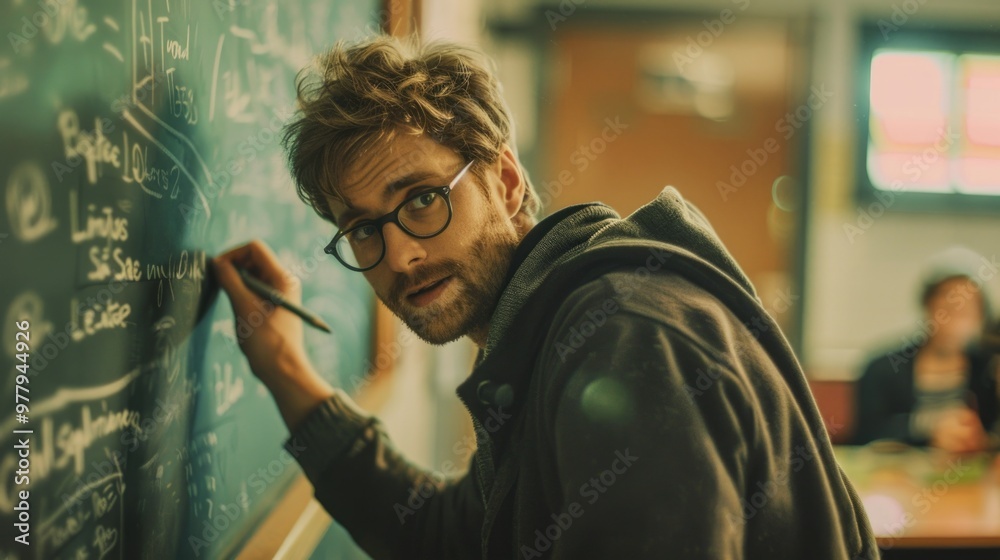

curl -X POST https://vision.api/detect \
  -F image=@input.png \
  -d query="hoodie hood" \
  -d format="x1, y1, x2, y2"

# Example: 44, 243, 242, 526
457, 186, 800, 434
483, 186, 759, 360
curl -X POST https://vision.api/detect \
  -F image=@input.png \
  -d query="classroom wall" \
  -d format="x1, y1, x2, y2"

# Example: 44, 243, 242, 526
529, 22, 801, 336
483, 0, 1000, 379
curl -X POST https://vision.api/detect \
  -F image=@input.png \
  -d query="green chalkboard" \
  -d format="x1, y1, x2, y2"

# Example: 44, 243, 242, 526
0, 1, 378, 558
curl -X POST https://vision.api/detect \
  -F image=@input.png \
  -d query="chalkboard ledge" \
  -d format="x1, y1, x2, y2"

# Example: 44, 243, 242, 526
235, 474, 329, 559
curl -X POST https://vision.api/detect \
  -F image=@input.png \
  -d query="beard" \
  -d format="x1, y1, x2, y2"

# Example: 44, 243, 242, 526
379, 213, 520, 345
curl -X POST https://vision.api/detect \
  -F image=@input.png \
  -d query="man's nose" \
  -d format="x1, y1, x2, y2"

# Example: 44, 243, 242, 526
381, 222, 426, 272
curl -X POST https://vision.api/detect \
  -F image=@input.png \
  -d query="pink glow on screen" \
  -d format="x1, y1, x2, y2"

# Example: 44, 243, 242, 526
963, 55, 1000, 148
958, 158, 1000, 193
868, 50, 1000, 194
868, 151, 950, 192
870, 52, 950, 145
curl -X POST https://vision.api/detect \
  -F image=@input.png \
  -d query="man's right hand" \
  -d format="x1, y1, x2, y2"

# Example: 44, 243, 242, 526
213, 239, 335, 430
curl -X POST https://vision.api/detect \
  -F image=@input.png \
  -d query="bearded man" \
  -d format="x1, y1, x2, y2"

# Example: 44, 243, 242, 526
214, 35, 877, 560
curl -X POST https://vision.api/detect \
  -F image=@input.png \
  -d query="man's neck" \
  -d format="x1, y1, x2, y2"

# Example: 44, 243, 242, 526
466, 220, 536, 350
467, 326, 488, 349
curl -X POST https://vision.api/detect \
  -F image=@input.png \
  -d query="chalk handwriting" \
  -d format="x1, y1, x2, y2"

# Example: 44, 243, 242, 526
70, 190, 129, 245
145, 250, 207, 307
70, 295, 132, 341
5, 161, 58, 242
57, 110, 121, 185
213, 362, 244, 417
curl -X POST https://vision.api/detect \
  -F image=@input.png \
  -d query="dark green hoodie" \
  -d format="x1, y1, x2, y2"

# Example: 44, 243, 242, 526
285, 187, 879, 559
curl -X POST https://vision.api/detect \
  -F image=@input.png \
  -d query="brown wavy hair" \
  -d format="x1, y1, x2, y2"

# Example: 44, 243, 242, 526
281, 34, 539, 226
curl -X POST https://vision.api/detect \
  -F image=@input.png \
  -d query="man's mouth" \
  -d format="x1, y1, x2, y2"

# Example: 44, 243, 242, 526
406, 276, 453, 307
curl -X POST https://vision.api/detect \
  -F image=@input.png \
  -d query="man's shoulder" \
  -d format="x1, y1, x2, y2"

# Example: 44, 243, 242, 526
535, 264, 765, 449
548, 265, 751, 362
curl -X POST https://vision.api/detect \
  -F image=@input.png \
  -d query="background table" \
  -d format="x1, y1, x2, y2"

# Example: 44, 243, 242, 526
835, 445, 1000, 558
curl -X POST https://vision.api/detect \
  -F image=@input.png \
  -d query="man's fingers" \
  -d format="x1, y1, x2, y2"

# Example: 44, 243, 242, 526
244, 240, 285, 281
213, 253, 256, 306
215, 239, 301, 296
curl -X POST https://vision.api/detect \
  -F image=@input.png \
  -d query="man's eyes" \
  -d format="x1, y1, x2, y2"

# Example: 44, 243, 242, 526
350, 224, 378, 241
407, 192, 439, 210
341, 186, 437, 228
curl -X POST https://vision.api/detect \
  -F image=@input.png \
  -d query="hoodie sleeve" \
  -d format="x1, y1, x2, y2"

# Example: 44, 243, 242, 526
536, 291, 752, 559
283, 390, 484, 560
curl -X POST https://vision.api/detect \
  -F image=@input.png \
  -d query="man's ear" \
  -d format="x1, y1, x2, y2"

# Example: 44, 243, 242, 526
495, 144, 525, 220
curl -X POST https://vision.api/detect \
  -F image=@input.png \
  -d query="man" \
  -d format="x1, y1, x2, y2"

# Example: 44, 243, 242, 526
213, 35, 878, 559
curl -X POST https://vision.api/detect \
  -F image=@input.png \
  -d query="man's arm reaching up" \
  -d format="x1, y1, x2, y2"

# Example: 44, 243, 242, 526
213, 240, 484, 559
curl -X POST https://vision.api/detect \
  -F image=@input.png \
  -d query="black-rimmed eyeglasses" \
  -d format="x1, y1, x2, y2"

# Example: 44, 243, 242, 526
325, 160, 476, 271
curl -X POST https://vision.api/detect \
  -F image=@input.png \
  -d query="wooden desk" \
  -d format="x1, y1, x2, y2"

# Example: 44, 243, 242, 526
835, 445, 1000, 549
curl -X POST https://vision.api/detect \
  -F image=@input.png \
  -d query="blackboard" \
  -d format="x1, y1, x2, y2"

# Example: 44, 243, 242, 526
0, 0, 379, 558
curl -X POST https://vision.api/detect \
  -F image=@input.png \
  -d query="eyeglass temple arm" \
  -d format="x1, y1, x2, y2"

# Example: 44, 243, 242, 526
449, 160, 476, 191
334, 160, 476, 236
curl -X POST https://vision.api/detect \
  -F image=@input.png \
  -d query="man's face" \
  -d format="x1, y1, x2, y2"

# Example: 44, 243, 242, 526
328, 133, 522, 345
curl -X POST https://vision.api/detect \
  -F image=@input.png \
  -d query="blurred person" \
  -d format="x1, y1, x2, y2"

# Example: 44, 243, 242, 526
854, 246, 999, 453
213, 35, 877, 559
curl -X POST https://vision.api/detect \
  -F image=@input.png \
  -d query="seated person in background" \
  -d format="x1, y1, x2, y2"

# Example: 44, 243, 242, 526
854, 246, 999, 452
